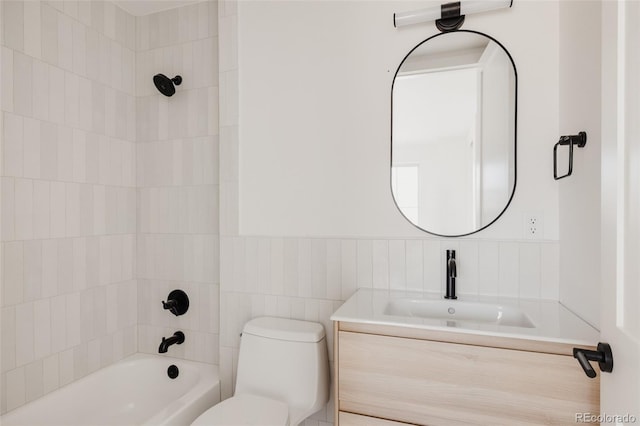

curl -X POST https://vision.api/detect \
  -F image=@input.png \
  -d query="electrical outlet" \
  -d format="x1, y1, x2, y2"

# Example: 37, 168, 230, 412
524, 213, 543, 239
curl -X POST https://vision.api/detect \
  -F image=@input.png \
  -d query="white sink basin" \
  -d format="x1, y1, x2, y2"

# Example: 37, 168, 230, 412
384, 299, 535, 328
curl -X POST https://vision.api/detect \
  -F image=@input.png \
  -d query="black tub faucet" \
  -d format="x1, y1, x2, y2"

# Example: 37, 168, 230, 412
445, 250, 457, 300
158, 331, 185, 353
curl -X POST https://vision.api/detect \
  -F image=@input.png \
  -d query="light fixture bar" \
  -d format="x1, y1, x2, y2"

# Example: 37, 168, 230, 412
394, 0, 512, 28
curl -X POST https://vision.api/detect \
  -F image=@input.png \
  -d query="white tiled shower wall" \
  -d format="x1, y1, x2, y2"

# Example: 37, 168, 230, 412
134, 2, 220, 364
0, 0, 219, 415
1, 0, 137, 414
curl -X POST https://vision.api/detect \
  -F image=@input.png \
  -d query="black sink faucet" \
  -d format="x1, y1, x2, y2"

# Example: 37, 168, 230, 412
445, 250, 457, 300
158, 331, 185, 353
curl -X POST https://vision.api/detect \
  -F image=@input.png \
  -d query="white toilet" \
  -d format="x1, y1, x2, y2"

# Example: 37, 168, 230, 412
192, 317, 330, 426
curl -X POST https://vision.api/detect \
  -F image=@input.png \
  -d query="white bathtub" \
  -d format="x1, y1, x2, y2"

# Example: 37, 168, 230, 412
1, 353, 220, 426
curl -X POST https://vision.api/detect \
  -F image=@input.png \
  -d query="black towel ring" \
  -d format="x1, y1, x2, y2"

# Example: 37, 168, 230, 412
554, 132, 587, 180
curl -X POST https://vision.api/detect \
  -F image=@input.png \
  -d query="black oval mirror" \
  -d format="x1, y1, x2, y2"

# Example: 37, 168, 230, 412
391, 30, 517, 237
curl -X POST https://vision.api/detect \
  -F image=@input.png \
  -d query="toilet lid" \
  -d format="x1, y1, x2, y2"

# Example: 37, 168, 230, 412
191, 394, 289, 426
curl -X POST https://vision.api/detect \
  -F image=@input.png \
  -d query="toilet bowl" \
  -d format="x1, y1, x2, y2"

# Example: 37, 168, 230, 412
191, 317, 330, 426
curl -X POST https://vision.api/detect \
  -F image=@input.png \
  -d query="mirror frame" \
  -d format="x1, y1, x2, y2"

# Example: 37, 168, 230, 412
390, 29, 518, 237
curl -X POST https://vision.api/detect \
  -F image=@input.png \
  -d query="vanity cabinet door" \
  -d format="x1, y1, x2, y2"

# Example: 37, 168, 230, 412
338, 331, 599, 426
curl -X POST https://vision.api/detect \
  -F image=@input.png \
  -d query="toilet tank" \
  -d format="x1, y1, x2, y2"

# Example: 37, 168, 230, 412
235, 317, 329, 420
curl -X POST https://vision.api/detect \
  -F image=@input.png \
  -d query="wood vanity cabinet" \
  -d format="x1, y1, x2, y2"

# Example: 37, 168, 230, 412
333, 321, 600, 426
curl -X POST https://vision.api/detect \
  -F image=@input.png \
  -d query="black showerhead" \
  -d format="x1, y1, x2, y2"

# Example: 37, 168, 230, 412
153, 74, 182, 97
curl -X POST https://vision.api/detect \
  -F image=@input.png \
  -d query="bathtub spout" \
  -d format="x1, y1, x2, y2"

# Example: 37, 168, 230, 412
159, 331, 185, 353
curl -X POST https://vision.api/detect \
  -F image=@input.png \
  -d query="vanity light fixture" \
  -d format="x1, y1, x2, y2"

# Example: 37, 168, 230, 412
394, 0, 513, 32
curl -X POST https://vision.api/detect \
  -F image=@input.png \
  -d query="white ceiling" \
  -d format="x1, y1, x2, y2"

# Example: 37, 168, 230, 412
112, 0, 200, 16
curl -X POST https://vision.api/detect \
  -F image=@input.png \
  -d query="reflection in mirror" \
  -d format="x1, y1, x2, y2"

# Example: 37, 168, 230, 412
392, 30, 517, 236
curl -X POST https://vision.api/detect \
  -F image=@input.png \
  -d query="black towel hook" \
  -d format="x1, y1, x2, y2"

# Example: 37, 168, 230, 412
554, 131, 587, 180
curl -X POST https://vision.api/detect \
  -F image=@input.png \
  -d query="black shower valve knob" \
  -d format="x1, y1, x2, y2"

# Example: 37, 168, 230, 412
162, 299, 179, 315
162, 289, 189, 316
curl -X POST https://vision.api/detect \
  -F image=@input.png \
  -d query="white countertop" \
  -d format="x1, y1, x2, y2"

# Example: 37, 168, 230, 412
330, 288, 599, 347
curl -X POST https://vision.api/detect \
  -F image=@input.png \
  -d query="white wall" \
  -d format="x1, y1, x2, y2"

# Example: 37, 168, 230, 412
238, 0, 560, 240
1, 0, 137, 414
558, 0, 601, 329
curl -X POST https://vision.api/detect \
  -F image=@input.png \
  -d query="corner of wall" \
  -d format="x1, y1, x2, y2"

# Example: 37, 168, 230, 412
218, 0, 240, 402
557, 0, 602, 329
